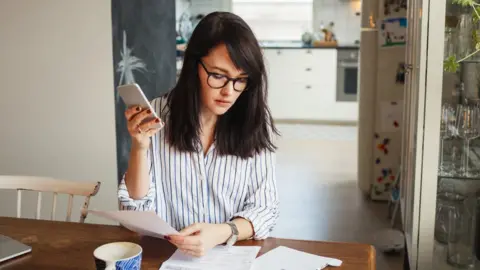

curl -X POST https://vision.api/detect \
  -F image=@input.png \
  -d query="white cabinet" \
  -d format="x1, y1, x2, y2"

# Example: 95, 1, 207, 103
263, 48, 358, 122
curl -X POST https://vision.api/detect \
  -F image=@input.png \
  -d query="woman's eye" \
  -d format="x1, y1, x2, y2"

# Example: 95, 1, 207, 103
211, 73, 225, 80
237, 78, 248, 84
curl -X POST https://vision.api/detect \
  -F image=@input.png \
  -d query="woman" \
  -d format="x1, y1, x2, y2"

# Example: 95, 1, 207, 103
118, 11, 279, 257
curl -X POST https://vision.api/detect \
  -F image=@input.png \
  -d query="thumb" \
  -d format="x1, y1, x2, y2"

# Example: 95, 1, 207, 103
179, 223, 202, 236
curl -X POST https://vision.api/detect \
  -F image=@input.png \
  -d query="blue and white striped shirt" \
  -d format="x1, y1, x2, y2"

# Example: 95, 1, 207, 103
118, 95, 279, 240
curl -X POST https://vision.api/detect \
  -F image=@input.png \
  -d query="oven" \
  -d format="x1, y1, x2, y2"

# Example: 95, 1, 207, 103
336, 49, 359, 102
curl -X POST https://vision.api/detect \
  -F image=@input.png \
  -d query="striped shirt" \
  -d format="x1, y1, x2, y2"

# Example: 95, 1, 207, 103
118, 95, 279, 240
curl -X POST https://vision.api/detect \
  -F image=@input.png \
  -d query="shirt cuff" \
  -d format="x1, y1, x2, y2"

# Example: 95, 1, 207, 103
118, 181, 155, 211
232, 206, 278, 240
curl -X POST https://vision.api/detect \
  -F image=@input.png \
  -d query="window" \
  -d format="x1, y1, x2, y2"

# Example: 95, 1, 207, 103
232, 0, 313, 41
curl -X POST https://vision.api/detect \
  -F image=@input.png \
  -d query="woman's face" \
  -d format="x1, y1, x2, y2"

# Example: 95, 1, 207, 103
198, 43, 248, 116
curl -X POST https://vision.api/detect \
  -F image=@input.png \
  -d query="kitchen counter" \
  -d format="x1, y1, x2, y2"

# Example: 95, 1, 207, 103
259, 40, 359, 50
261, 45, 359, 50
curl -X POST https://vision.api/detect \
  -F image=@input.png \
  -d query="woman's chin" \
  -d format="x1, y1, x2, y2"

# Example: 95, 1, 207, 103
208, 104, 231, 115
212, 107, 230, 115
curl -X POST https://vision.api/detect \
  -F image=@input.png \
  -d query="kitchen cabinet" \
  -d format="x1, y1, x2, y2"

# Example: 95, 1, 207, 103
262, 48, 358, 122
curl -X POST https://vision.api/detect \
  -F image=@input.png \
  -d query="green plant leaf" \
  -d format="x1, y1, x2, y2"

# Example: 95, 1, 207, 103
452, 0, 476, 6
444, 55, 459, 73
474, 7, 480, 22
472, 30, 480, 50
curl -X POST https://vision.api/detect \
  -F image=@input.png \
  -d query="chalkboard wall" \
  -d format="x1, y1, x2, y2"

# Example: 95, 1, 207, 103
111, 0, 176, 182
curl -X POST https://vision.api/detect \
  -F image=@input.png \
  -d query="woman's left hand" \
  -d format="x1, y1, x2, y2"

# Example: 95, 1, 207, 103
166, 223, 231, 257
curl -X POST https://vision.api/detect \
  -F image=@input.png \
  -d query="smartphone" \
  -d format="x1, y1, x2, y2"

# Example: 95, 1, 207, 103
117, 83, 163, 129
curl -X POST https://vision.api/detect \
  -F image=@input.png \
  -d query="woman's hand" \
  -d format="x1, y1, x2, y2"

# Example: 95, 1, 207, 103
166, 223, 231, 257
125, 106, 163, 150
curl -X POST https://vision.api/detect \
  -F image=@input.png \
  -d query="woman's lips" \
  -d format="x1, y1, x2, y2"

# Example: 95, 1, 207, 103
215, 99, 231, 107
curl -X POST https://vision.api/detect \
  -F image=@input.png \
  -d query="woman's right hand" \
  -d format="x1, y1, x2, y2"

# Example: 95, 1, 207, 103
125, 106, 163, 151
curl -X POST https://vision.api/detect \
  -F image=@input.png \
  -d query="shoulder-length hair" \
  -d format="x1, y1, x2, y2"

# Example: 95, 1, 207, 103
167, 11, 278, 158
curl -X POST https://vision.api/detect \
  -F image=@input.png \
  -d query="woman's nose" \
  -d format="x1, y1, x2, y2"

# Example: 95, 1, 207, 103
221, 81, 235, 95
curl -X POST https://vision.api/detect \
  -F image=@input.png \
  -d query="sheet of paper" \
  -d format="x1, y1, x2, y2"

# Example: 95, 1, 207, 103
88, 210, 179, 239
251, 246, 343, 270
159, 246, 261, 270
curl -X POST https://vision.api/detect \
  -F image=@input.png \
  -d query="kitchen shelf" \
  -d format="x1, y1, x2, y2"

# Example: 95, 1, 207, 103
438, 175, 480, 181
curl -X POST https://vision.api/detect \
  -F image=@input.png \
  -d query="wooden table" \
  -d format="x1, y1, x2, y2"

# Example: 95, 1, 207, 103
0, 217, 375, 269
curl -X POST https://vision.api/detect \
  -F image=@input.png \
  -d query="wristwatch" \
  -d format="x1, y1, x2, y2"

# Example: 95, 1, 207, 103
225, 221, 239, 246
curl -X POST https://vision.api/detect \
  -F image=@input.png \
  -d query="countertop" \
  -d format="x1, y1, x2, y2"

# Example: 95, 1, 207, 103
259, 41, 359, 50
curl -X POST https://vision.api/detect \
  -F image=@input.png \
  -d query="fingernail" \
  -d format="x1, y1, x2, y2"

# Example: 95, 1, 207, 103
155, 118, 160, 123
164, 236, 171, 240
146, 109, 151, 114
136, 107, 141, 112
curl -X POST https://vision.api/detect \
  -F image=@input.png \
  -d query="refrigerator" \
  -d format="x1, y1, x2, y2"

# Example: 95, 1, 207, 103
357, 0, 407, 201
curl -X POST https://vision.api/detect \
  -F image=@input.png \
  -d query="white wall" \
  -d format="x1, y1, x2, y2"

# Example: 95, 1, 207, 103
189, 0, 231, 15
0, 0, 117, 224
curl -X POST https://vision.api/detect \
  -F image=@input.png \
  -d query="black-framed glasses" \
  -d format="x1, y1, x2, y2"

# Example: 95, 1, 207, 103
199, 61, 248, 92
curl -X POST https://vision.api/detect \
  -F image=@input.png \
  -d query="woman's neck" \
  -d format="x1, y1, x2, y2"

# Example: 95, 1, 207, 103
199, 109, 218, 154
199, 109, 218, 135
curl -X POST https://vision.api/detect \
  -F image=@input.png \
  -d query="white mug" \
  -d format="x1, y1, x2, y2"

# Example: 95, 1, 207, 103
93, 242, 142, 270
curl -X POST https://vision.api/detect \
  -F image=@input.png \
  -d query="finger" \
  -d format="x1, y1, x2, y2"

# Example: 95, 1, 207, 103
130, 109, 153, 127
168, 235, 184, 243
181, 249, 203, 258
124, 106, 141, 121
180, 235, 202, 246
169, 235, 201, 246
176, 244, 203, 252
145, 127, 161, 137
179, 223, 202, 236
138, 117, 163, 131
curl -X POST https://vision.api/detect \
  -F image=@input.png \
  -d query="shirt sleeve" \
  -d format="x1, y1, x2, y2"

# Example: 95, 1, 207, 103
117, 95, 169, 212
117, 143, 157, 212
232, 149, 279, 240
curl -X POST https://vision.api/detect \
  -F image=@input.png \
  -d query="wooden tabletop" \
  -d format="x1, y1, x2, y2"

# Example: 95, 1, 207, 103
0, 217, 375, 269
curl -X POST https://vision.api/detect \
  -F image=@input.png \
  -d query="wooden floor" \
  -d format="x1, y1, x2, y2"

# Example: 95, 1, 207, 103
271, 123, 404, 270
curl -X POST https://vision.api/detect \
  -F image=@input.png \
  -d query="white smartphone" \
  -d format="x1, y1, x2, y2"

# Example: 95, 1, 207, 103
117, 83, 163, 129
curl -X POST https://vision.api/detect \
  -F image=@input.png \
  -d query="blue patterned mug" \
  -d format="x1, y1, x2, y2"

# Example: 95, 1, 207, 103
93, 242, 142, 270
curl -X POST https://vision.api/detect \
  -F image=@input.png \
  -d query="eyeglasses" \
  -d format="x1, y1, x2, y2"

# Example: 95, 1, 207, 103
199, 61, 248, 92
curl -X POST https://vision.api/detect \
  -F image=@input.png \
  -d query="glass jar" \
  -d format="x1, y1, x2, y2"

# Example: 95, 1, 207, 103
435, 191, 465, 244
447, 195, 476, 268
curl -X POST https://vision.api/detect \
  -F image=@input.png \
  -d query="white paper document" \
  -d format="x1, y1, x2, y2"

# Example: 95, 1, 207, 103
159, 246, 261, 270
88, 210, 179, 238
252, 246, 343, 270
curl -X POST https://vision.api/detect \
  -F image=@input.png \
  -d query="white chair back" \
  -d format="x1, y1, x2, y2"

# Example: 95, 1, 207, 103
0, 175, 100, 223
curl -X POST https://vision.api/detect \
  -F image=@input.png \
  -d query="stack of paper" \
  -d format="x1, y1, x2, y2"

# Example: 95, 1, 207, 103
160, 246, 261, 270
252, 246, 343, 270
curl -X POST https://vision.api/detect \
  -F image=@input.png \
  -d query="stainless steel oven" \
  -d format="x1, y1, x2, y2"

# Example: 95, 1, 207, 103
336, 49, 359, 102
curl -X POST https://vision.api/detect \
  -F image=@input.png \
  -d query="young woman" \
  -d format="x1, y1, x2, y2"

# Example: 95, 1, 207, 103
118, 11, 279, 257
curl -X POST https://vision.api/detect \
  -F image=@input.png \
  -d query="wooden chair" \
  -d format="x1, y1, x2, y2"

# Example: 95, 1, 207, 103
0, 175, 101, 223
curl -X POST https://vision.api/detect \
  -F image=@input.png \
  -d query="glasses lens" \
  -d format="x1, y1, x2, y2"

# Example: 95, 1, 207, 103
234, 78, 248, 91
207, 74, 228, 88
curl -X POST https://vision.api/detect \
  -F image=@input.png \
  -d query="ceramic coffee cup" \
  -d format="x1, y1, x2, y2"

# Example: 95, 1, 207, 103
93, 242, 142, 270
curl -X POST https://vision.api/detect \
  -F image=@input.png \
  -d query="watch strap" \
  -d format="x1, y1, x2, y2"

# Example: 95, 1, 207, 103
225, 221, 239, 246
